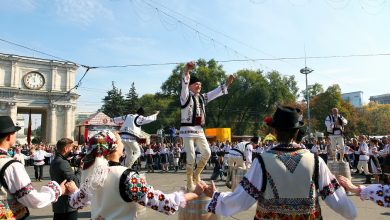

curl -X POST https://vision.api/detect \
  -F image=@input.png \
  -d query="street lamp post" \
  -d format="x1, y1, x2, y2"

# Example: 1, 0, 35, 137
300, 67, 313, 137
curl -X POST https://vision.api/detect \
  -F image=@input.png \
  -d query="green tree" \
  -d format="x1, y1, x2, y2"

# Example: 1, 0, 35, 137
266, 71, 299, 107
358, 103, 390, 135
100, 81, 126, 117
301, 83, 324, 101
138, 93, 175, 134
216, 69, 270, 135
125, 82, 139, 113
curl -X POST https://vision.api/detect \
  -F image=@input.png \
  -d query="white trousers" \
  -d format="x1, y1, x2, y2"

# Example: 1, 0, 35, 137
123, 141, 141, 168
228, 157, 246, 170
357, 160, 370, 175
183, 136, 211, 166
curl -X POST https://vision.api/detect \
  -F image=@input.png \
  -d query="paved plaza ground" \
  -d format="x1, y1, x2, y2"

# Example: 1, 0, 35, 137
26, 165, 389, 220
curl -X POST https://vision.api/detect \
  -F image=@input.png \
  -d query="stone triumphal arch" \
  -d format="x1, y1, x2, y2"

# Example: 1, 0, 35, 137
0, 53, 79, 144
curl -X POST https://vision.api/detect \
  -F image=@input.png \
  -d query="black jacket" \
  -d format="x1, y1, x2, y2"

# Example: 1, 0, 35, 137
49, 152, 79, 214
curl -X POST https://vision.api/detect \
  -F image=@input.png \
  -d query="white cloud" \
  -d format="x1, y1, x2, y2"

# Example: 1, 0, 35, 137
55, 0, 113, 26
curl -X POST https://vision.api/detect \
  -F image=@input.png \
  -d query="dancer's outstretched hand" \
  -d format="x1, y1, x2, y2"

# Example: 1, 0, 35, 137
185, 61, 196, 72
194, 181, 207, 196
337, 175, 359, 194
65, 180, 78, 195
226, 74, 235, 87
204, 180, 217, 198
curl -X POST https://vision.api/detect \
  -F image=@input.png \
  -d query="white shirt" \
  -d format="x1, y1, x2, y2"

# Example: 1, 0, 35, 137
145, 149, 155, 155
33, 150, 51, 166
359, 142, 369, 161
0, 148, 62, 209
253, 146, 264, 154
228, 142, 253, 167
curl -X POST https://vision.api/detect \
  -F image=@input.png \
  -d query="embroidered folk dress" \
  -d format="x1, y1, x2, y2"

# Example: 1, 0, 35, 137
206, 145, 357, 220
358, 184, 389, 207
0, 148, 61, 220
69, 158, 185, 220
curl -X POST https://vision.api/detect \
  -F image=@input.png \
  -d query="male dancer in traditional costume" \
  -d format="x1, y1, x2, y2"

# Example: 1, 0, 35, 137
180, 61, 235, 191
113, 108, 159, 168
0, 116, 73, 219
325, 108, 348, 161
203, 106, 356, 220
225, 136, 257, 188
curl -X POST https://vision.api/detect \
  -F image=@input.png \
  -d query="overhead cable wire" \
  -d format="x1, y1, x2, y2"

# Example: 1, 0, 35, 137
2, 36, 390, 69
92, 52, 390, 68
145, 0, 283, 62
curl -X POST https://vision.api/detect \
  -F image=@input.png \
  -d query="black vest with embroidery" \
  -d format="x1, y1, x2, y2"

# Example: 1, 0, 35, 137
180, 94, 206, 127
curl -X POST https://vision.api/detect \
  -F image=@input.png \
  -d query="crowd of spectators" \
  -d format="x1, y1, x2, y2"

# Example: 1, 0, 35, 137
8, 134, 389, 185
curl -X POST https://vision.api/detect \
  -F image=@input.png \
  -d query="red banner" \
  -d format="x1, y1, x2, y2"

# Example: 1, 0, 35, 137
27, 110, 32, 145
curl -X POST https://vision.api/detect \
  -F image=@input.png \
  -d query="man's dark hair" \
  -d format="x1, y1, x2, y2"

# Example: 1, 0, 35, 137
0, 132, 14, 144
275, 129, 299, 144
56, 138, 73, 151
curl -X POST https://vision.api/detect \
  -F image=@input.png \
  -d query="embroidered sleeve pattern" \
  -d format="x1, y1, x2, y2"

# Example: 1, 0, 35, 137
14, 182, 34, 200
239, 176, 262, 200
207, 192, 221, 214
360, 184, 390, 207
46, 181, 61, 202
319, 178, 340, 200
122, 173, 182, 215
69, 187, 90, 210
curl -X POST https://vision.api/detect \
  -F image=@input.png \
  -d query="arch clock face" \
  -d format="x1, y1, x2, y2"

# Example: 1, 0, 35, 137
23, 72, 45, 90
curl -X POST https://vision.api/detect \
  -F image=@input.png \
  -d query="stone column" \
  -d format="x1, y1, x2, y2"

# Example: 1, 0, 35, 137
63, 105, 72, 138
48, 104, 57, 144
7, 102, 17, 122
51, 66, 58, 91
71, 106, 76, 140
11, 61, 18, 88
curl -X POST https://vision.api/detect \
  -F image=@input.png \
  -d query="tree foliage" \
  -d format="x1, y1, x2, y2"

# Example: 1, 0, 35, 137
301, 83, 324, 101
100, 81, 126, 117
125, 82, 139, 113
99, 59, 304, 136
358, 102, 390, 135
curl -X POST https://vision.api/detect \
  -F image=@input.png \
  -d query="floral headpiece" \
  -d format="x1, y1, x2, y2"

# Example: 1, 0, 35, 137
83, 130, 118, 170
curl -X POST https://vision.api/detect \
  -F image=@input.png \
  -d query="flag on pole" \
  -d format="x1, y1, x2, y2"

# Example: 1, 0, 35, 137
27, 109, 32, 145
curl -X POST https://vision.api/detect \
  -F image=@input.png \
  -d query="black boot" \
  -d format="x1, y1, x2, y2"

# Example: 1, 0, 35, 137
364, 174, 372, 184
175, 166, 178, 172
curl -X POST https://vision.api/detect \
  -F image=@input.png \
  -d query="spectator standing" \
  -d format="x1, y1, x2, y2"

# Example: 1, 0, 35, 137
357, 135, 371, 184
13, 145, 26, 166
50, 138, 80, 220
32, 144, 51, 181
172, 143, 181, 172
145, 145, 155, 173
170, 126, 177, 143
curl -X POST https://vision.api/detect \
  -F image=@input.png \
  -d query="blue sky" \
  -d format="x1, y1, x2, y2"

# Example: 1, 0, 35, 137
1, 0, 389, 115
